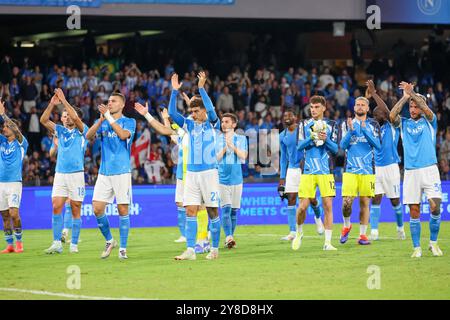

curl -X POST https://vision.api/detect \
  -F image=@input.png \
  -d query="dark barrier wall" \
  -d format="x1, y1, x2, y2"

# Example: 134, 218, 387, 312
18, 182, 450, 230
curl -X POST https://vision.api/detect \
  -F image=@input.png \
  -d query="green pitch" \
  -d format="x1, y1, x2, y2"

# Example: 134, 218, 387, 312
0, 222, 449, 300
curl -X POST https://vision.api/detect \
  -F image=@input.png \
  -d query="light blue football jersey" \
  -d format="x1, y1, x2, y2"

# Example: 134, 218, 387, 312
55, 124, 88, 174
375, 122, 400, 167
340, 118, 381, 175
0, 135, 28, 182
216, 133, 247, 185
279, 126, 303, 179
96, 116, 136, 176
399, 115, 438, 170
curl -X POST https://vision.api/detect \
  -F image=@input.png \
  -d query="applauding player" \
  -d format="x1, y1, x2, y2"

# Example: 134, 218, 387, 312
390, 82, 442, 258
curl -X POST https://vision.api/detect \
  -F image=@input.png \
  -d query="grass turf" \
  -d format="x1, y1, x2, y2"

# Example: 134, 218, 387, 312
0, 222, 449, 300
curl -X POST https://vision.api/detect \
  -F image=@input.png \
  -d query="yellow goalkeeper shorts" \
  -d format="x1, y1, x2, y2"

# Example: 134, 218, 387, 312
298, 174, 336, 199
342, 173, 375, 197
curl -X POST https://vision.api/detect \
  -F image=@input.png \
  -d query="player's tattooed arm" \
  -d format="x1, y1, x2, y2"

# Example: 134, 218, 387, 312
0, 100, 24, 143
134, 102, 175, 136
54, 88, 84, 133
389, 92, 409, 127
40, 94, 59, 134
401, 81, 434, 122
366, 80, 391, 114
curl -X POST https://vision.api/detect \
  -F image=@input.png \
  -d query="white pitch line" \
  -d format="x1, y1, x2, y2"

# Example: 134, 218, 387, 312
0, 288, 151, 300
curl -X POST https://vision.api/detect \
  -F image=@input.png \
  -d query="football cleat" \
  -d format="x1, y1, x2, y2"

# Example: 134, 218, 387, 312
281, 233, 296, 241
1, 245, 15, 254
429, 243, 443, 257
118, 249, 128, 260
45, 242, 63, 254
358, 235, 371, 245
397, 229, 406, 240
69, 244, 79, 253
291, 232, 304, 251
175, 248, 196, 260
369, 230, 379, 241
100, 240, 117, 259
411, 247, 422, 258
61, 230, 69, 244
225, 236, 236, 249
14, 241, 23, 253
314, 217, 325, 235
340, 225, 352, 244
323, 243, 338, 251
206, 248, 219, 260
174, 236, 186, 243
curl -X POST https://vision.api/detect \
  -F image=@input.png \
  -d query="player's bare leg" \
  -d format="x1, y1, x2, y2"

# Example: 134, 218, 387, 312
340, 196, 354, 244
1, 210, 14, 253
93, 201, 117, 259
205, 207, 220, 260
292, 198, 308, 251
358, 197, 371, 245
175, 205, 199, 260
322, 197, 337, 250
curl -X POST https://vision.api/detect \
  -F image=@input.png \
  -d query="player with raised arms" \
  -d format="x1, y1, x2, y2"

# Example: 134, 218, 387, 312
365, 80, 405, 241
0, 100, 28, 254
390, 82, 443, 258
340, 96, 381, 245
293, 95, 339, 251
169, 72, 221, 261
86, 92, 136, 260
40, 89, 87, 254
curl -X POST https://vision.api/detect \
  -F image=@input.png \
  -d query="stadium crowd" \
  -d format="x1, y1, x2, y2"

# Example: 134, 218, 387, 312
1, 38, 450, 186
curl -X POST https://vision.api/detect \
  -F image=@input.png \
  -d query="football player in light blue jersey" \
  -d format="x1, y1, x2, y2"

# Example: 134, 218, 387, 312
86, 92, 136, 260
216, 113, 248, 249
366, 80, 405, 241
340, 96, 381, 246
40, 89, 88, 254
390, 82, 443, 258
49, 136, 76, 245
169, 72, 222, 261
279, 108, 323, 241
0, 100, 28, 254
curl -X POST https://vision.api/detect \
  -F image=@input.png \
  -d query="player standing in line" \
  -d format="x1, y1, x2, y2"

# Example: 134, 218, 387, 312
293, 96, 338, 251
340, 97, 381, 245
279, 108, 324, 241
49, 136, 74, 244
390, 82, 443, 258
216, 113, 248, 249
40, 89, 87, 254
0, 100, 28, 254
86, 92, 136, 260
365, 80, 406, 241
169, 72, 221, 261
135, 101, 211, 253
